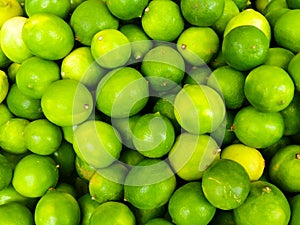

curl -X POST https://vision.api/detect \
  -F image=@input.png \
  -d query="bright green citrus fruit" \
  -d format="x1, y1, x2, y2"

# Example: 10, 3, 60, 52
22, 13, 74, 60
0, 0, 23, 28
233, 181, 291, 225
184, 66, 211, 85
168, 133, 221, 181
232, 105, 285, 148
0, 202, 34, 225
209, 209, 235, 225
145, 218, 173, 225
25, 0, 71, 18
34, 189, 81, 225
73, 120, 122, 169
263, 47, 294, 70
274, 9, 300, 53
106, 0, 148, 20
269, 145, 300, 193
222, 25, 270, 71
7, 61, 20, 83
263, 0, 288, 16
70, 0, 119, 46
265, 7, 290, 28
41, 79, 93, 127
0, 70, 8, 104
244, 65, 294, 112
221, 143, 265, 181
0, 118, 29, 154
232, 0, 249, 10
124, 158, 176, 209
180, 0, 225, 26
202, 159, 251, 210
130, 204, 167, 225
141, 0, 184, 41
78, 193, 100, 225
168, 181, 216, 225
12, 154, 59, 198
55, 182, 78, 198
89, 201, 136, 225
288, 52, 300, 91
0, 44, 11, 68
132, 112, 175, 158
0, 103, 13, 126
289, 194, 300, 225
75, 156, 96, 182
96, 67, 149, 118
16, 56, 60, 99
255, 0, 273, 12
177, 27, 220, 66
207, 65, 246, 109
0, 153, 13, 191
174, 84, 226, 135
119, 148, 145, 166
61, 47, 105, 89
0, 16, 32, 63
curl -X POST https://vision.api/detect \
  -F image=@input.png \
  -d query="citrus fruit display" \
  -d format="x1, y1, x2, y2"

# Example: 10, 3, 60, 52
0, 1, 300, 224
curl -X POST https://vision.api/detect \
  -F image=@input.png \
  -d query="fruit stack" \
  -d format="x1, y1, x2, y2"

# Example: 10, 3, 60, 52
0, 0, 300, 224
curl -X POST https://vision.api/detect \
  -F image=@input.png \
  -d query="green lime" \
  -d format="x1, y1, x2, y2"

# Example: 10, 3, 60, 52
0, 44, 11, 68
168, 181, 216, 225
41, 79, 93, 126
22, 13, 74, 60
91, 29, 131, 69
0, 153, 13, 191
263, 47, 294, 70
287, 0, 300, 8
89, 162, 128, 203
244, 65, 294, 112
132, 112, 175, 158
168, 133, 221, 181
61, 125, 76, 144
0, 202, 33, 225
73, 120, 122, 169
184, 66, 211, 85
289, 194, 300, 225
119, 148, 145, 166
233, 181, 291, 225
55, 182, 78, 198
7, 61, 21, 83
141, 45, 185, 92
141, 0, 184, 41
34, 189, 81, 225
222, 25, 270, 71
96, 67, 149, 118
0, 118, 29, 154
0, 103, 13, 126
12, 154, 59, 198
25, 0, 70, 18
130, 204, 167, 225
16, 56, 60, 99
0, 16, 33, 63
174, 84, 226, 135
209, 209, 236, 225
70, 0, 119, 46
180, 0, 225, 26
265, 7, 290, 28
145, 218, 173, 225
232, 106, 285, 148
269, 145, 300, 193
78, 193, 100, 225
70, 0, 85, 11
124, 158, 176, 209
288, 52, 300, 91
255, 0, 273, 12
61, 47, 106, 89
0, 70, 9, 104
263, 0, 288, 15
0, 0, 23, 28
106, 0, 148, 20
177, 27, 220, 66
89, 201, 136, 225
232, 0, 249, 10
75, 155, 96, 182
207, 65, 246, 109
210, 50, 227, 69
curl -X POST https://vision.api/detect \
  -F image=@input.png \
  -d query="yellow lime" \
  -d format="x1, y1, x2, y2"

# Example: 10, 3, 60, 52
0, 103, 13, 126
0, 70, 8, 104
25, 0, 71, 18
0, 0, 23, 28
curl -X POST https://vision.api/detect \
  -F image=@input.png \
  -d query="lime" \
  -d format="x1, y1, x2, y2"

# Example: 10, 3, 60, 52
0, 44, 11, 68
22, 13, 74, 60
263, 47, 294, 70
55, 182, 78, 198
124, 158, 176, 209
25, 0, 70, 18
130, 204, 167, 225
34, 189, 81, 225
106, 0, 148, 20
78, 193, 100, 225
255, 0, 273, 12
141, 0, 184, 41
119, 148, 145, 166
202, 159, 251, 210
232, 0, 249, 10
16, 56, 60, 99
274, 9, 300, 53
132, 112, 175, 158
209, 209, 235, 225
0, 0, 23, 28
244, 65, 294, 112
183, 66, 211, 85
221, 143, 265, 181
61, 47, 105, 89
0, 153, 13, 190
232, 106, 285, 148
287, 0, 300, 8
168, 133, 221, 181
0, 70, 8, 104
233, 181, 291, 225
210, 50, 227, 69
222, 25, 270, 71
145, 218, 173, 225
70, 0, 85, 10
73, 120, 122, 169
96, 67, 149, 118
7, 61, 21, 83
180, 0, 225, 26
265, 7, 290, 28
41, 79, 93, 127
61, 125, 77, 144
91, 29, 131, 69
75, 156, 96, 182
288, 52, 300, 91
174, 84, 226, 135
0, 103, 13, 126
89, 201, 136, 225
269, 145, 300, 193
12, 154, 59, 198
0, 118, 29, 154
290, 194, 300, 225
207, 65, 246, 109
168, 181, 216, 225
177, 27, 220, 66
263, 0, 288, 15
89, 162, 128, 203
0, 202, 33, 225
70, 0, 119, 46
0, 16, 32, 63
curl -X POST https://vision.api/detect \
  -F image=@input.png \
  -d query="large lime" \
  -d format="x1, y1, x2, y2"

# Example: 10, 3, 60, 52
0, 202, 33, 225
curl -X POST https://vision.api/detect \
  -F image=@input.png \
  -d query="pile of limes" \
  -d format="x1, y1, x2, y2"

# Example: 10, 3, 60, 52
1, 0, 300, 224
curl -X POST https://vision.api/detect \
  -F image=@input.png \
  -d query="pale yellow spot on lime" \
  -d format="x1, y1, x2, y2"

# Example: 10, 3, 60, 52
181, 44, 187, 50
145, 7, 150, 13
263, 186, 272, 193
98, 36, 103, 41
296, 153, 300, 160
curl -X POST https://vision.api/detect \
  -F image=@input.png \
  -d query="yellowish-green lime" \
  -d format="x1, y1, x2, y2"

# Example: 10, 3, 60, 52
0, 70, 9, 104
0, 0, 23, 28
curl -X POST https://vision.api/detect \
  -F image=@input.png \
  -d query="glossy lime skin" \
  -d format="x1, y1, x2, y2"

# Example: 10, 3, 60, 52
0, 202, 34, 225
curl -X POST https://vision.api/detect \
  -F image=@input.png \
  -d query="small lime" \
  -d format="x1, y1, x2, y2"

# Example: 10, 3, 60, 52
263, 47, 294, 70
145, 218, 173, 225
0, 0, 23, 28
0, 70, 9, 104
288, 52, 300, 91
78, 193, 100, 225
75, 156, 96, 182
119, 148, 145, 166
0, 153, 13, 191
0, 103, 13, 126
0, 202, 33, 225
289, 194, 300, 225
